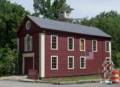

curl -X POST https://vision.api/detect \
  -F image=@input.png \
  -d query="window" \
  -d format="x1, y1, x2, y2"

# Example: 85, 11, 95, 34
26, 21, 31, 30
68, 37, 74, 51
80, 56, 86, 69
105, 41, 110, 52
51, 35, 58, 50
80, 38, 85, 51
92, 40, 97, 52
68, 56, 74, 69
51, 56, 58, 70
24, 34, 32, 51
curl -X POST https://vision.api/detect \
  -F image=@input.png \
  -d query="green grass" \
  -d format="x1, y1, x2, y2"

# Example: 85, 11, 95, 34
114, 66, 120, 70
42, 75, 101, 83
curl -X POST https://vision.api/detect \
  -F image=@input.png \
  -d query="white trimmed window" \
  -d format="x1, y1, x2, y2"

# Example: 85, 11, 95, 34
24, 34, 32, 51
68, 56, 74, 69
51, 56, 58, 70
80, 38, 85, 51
80, 56, 86, 69
92, 40, 97, 52
68, 37, 74, 51
51, 35, 58, 50
105, 41, 110, 52
26, 21, 31, 30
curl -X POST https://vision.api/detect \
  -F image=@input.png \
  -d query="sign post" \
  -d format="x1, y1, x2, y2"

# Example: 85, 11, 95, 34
102, 59, 114, 83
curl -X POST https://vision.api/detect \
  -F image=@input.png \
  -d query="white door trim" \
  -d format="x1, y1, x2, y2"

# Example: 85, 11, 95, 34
22, 53, 35, 74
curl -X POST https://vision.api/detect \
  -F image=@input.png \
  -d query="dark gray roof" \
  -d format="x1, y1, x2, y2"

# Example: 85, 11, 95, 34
28, 16, 111, 38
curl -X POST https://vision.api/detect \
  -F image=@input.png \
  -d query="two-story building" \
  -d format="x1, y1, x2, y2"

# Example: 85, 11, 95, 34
17, 16, 111, 78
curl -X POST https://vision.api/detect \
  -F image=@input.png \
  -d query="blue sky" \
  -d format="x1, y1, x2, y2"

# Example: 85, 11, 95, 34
11, 0, 120, 18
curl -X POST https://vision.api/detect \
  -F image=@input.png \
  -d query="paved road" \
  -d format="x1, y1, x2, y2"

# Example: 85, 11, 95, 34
0, 80, 119, 87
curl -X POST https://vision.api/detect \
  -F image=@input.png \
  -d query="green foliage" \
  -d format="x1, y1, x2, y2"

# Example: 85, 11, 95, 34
113, 51, 120, 68
0, 47, 16, 76
81, 11, 120, 68
0, 0, 29, 49
33, 0, 73, 20
0, 0, 29, 75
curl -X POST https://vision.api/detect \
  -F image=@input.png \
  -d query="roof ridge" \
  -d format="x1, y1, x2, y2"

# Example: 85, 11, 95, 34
28, 15, 98, 29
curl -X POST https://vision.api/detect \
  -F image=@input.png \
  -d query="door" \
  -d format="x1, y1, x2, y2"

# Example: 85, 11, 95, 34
24, 57, 33, 74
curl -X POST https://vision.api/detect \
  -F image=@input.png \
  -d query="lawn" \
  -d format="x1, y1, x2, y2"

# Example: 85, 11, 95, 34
42, 75, 102, 83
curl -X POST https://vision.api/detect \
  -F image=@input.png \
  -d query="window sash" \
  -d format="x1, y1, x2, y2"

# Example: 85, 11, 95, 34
51, 35, 58, 50
106, 41, 110, 52
51, 56, 58, 70
80, 56, 86, 69
24, 35, 32, 51
26, 21, 31, 30
68, 37, 74, 51
68, 56, 74, 69
80, 39, 85, 51
92, 40, 97, 52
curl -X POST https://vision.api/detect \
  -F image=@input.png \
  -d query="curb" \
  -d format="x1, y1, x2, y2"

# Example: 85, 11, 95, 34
19, 79, 102, 85
19, 79, 46, 83
52, 80, 101, 85
0, 76, 102, 85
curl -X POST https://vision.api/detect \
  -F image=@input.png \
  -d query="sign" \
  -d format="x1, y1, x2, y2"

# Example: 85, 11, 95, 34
85, 51, 94, 59
102, 59, 114, 80
28, 69, 39, 80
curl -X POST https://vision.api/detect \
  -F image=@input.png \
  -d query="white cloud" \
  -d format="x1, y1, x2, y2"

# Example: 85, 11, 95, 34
11, 0, 34, 13
11, 0, 120, 18
67, 0, 120, 18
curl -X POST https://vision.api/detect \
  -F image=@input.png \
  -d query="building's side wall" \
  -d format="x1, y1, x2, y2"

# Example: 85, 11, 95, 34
45, 30, 110, 77
18, 17, 110, 77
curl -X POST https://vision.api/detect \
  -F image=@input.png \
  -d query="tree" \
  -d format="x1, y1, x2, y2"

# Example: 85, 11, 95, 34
81, 11, 120, 68
0, 47, 16, 75
0, 0, 29, 49
33, 0, 73, 20
0, 0, 29, 75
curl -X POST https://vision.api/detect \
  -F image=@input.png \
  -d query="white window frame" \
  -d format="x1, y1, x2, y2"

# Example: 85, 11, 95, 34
24, 34, 33, 51
68, 37, 74, 51
29, 36, 32, 51
80, 38, 86, 51
51, 35, 58, 50
26, 20, 31, 30
68, 56, 74, 69
105, 41, 110, 52
80, 56, 86, 69
51, 56, 58, 70
92, 40, 98, 52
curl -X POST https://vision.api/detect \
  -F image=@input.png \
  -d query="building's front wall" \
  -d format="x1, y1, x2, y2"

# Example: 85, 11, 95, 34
45, 30, 111, 77
18, 18, 40, 74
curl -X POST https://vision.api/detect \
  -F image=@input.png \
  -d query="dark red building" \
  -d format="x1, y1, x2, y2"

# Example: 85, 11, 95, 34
17, 16, 111, 78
